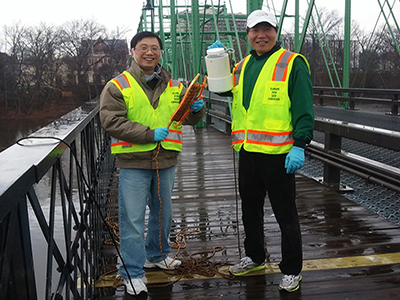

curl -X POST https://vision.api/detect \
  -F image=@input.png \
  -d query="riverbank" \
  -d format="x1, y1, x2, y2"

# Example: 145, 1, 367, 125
0, 99, 86, 121
0, 99, 88, 152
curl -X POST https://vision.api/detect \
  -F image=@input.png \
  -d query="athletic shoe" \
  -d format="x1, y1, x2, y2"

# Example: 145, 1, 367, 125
144, 256, 182, 270
124, 277, 148, 296
279, 274, 302, 292
229, 256, 266, 276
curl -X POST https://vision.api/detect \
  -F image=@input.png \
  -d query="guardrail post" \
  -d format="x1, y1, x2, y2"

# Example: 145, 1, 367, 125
206, 96, 212, 126
323, 132, 341, 191
318, 89, 324, 106
348, 91, 356, 110
225, 106, 231, 134
388, 93, 399, 116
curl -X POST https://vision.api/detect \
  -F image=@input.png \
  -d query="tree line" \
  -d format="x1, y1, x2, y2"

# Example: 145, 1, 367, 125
0, 19, 130, 114
278, 7, 400, 90
0, 11, 399, 115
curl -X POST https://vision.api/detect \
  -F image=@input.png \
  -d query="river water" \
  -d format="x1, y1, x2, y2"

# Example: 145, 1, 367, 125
0, 118, 55, 152
1, 117, 72, 299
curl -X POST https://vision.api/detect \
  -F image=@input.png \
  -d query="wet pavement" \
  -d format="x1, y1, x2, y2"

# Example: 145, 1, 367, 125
97, 124, 400, 300
303, 104, 400, 226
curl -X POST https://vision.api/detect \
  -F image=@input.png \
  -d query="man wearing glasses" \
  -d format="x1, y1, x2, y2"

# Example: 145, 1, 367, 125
100, 31, 205, 297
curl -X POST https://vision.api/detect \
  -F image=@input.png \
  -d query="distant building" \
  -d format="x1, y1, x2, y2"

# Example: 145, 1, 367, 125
84, 39, 129, 85
62, 39, 129, 87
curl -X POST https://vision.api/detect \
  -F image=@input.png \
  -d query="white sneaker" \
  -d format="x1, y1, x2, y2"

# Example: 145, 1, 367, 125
144, 256, 182, 270
123, 277, 148, 296
279, 274, 302, 292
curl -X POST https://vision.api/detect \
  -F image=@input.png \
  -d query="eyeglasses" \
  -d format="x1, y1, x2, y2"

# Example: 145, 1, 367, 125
135, 45, 163, 54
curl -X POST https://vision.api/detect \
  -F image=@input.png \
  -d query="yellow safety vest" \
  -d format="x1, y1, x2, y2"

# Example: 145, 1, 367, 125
231, 48, 310, 154
109, 71, 183, 154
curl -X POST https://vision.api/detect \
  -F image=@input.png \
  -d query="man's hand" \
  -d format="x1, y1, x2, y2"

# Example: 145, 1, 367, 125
190, 99, 204, 113
284, 146, 305, 174
208, 40, 224, 49
154, 127, 169, 142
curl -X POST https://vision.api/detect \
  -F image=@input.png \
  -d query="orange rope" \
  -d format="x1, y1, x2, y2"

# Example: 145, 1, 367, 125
104, 216, 120, 245
152, 142, 168, 265
152, 74, 207, 268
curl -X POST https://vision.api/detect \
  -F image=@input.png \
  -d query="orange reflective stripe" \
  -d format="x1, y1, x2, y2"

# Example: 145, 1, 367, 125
247, 129, 293, 146
169, 129, 181, 134
162, 129, 183, 145
232, 129, 294, 148
272, 51, 296, 81
233, 56, 249, 87
112, 72, 131, 90
272, 51, 287, 81
111, 141, 137, 147
247, 129, 293, 136
233, 64, 240, 87
231, 129, 245, 144
232, 129, 245, 134
112, 78, 123, 90
248, 140, 294, 146
169, 79, 182, 88
164, 138, 183, 144
121, 73, 131, 88
281, 52, 296, 81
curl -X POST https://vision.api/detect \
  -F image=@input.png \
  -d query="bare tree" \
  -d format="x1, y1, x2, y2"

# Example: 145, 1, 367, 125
3, 23, 28, 113
305, 7, 343, 86
23, 23, 63, 113
2, 23, 64, 113
0, 52, 18, 110
59, 19, 106, 86
97, 27, 130, 84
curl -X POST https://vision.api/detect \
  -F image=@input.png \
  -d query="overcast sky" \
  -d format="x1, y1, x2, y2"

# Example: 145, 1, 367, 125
1, 0, 398, 45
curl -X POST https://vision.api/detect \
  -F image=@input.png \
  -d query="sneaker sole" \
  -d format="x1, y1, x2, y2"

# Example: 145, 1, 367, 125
144, 262, 156, 268
278, 275, 302, 292
144, 260, 181, 269
230, 264, 266, 276
126, 290, 148, 296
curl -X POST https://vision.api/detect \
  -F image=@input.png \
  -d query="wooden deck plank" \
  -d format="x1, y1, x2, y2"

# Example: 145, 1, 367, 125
98, 126, 400, 299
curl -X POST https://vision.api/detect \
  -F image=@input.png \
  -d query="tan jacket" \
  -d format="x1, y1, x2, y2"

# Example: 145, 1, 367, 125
99, 61, 205, 169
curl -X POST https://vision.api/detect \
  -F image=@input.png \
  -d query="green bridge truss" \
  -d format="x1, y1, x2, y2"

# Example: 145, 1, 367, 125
135, 0, 399, 89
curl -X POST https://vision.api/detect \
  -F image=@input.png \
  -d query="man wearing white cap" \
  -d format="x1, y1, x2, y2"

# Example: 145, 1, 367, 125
210, 9, 314, 292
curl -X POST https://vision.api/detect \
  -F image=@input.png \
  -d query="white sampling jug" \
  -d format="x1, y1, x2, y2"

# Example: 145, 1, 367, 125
205, 48, 234, 93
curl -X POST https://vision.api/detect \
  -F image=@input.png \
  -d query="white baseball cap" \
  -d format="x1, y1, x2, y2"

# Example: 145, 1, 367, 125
247, 10, 277, 28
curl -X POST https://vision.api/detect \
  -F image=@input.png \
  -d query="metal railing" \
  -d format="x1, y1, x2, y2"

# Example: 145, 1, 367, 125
313, 86, 400, 115
204, 88, 400, 193
0, 102, 114, 300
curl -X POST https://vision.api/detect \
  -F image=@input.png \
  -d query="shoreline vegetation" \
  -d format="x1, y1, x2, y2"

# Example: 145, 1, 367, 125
0, 98, 391, 122
0, 99, 86, 121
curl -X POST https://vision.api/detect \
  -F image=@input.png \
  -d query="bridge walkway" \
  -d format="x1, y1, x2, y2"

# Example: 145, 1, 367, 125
96, 126, 400, 300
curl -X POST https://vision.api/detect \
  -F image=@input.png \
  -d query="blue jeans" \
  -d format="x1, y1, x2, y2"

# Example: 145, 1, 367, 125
118, 166, 176, 279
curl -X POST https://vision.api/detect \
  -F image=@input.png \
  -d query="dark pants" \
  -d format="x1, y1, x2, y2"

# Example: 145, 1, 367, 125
238, 149, 303, 275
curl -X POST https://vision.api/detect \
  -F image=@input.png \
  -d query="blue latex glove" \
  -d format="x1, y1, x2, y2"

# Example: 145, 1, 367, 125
154, 127, 169, 142
190, 99, 204, 113
284, 146, 305, 174
208, 40, 224, 49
